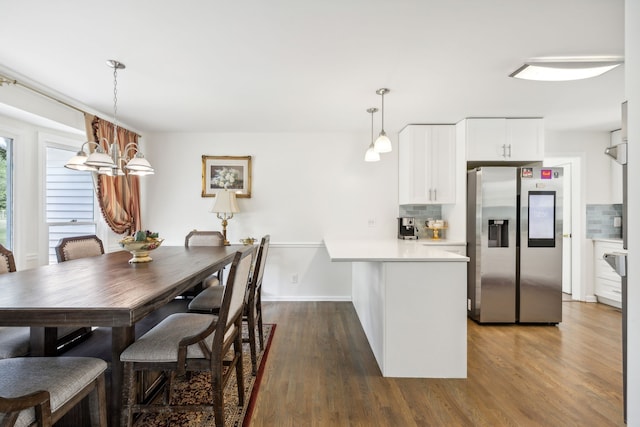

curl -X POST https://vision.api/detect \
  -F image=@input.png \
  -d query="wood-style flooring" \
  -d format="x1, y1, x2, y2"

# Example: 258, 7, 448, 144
250, 301, 625, 426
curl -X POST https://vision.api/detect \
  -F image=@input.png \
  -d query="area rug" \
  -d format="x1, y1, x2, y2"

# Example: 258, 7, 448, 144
134, 323, 275, 427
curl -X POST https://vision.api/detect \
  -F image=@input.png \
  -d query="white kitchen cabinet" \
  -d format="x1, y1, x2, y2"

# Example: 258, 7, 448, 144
593, 239, 624, 308
399, 125, 456, 204
464, 118, 544, 162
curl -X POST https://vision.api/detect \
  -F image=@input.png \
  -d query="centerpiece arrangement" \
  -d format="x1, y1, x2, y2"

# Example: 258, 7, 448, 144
119, 230, 163, 263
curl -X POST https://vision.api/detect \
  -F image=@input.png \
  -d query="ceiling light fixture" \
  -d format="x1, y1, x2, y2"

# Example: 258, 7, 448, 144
509, 56, 623, 81
374, 88, 392, 153
65, 60, 154, 176
364, 107, 380, 162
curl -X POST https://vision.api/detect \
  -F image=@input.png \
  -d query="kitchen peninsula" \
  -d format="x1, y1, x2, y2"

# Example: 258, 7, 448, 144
324, 239, 469, 378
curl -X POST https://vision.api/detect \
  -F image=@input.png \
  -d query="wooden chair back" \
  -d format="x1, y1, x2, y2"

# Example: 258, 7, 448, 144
246, 235, 270, 306
0, 244, 16, 274
184, 230, 224, 247
55, 235, 104, 263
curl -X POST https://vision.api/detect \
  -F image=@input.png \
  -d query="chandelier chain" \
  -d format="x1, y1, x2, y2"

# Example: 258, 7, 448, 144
112, 66, 119, 141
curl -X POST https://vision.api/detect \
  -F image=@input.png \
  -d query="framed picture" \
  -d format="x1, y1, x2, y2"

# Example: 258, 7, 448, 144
201, 155, 252, 198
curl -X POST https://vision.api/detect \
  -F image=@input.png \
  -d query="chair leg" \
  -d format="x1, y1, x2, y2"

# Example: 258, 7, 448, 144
212, 357, 225, 427
247, 316, 258, 376
235, 329, 245, 406
256, 294, 264, 350
88, 373, 108, 427
121, 362, 136, 427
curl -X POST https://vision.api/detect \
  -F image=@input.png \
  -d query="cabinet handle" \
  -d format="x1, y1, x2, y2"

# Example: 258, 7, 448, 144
501, 144, 507, 158
434, 189, 437, 201
429, 189, 432, 201
507, 144, 512, 158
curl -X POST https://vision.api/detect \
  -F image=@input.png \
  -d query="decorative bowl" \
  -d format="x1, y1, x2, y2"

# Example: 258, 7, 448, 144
240, 237, 256, 246
119, 238, 164, 263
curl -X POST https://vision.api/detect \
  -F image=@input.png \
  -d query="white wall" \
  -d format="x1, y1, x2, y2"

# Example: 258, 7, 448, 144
141, 131, 398, 300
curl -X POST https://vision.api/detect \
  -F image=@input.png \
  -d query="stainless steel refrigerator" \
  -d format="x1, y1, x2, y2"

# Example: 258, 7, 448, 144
467, 166, 563, 324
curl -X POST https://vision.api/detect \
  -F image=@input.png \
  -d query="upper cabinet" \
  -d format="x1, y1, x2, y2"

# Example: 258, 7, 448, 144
464, 118, 544, 162
399, 125, 456, 205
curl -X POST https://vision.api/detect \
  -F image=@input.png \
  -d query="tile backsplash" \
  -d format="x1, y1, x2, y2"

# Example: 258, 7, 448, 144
399, 205, 442, 239
586, 204, 623, 239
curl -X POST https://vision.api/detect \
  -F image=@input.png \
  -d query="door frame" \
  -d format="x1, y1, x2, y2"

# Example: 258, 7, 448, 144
544, 155, 585, 301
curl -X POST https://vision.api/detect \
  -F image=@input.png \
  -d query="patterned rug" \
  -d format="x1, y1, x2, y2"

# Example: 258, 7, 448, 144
134, 323, 275, 427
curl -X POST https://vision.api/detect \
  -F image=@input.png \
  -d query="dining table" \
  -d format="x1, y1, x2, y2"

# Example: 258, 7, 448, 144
0, 244, 252, 426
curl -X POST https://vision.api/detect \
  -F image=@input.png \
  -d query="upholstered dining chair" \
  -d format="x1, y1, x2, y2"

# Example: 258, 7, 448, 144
185, 230, 225, 288
120, 247, 255, 427
55, 235, 105, 263
54, 235, 106, 351
0, 356, 108, 427
0, 244, 30, 360
188, 235, 270, 375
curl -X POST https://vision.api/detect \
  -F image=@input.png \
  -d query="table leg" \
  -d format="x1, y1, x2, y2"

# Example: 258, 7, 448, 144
29, 327, 60, 356
111, 326, 135, 427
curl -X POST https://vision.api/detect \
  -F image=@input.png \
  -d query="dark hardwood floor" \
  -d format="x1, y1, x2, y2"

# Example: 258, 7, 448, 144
250, 301, 625, 426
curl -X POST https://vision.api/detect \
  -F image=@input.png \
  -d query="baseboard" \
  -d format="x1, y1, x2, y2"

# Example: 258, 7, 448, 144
263, 296, 352, 302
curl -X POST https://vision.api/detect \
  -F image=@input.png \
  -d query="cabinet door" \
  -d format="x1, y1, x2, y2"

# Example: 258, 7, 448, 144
506, 119, 544, 161
398, 125, 456, 204
427, 125, 456, 204
465, 118, 507, 161
465, 118, 544, 161
399, 126, 428, 204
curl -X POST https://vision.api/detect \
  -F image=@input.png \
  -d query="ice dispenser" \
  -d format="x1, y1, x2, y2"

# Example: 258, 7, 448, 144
488, 220, 509, 247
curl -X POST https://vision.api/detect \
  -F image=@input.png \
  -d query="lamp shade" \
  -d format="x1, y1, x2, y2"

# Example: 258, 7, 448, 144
85, 149, 116, 168
210, 189, 240, 214
374, 132, 392, 153
125, 155, 154, 172
64, 151, 97, 171
365, 145, 380, 162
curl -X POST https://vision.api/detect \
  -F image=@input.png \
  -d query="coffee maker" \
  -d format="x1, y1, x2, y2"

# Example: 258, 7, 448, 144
398, 217, 417, 240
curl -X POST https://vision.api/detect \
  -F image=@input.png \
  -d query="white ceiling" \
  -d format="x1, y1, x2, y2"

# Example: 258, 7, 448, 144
0, 0, 625, 136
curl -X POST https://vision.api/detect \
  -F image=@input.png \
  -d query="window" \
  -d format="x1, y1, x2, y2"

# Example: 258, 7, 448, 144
0, 136, 13, 249
46, 146, 96, 263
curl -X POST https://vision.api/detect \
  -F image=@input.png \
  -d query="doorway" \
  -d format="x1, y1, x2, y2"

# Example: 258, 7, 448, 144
544, 156, 582, 300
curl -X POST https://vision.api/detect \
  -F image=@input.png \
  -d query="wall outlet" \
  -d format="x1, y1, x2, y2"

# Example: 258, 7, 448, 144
467, 298, 472, 311
367, 218, 377, 227
291, 273, 299, 284
614, 216, 622, 227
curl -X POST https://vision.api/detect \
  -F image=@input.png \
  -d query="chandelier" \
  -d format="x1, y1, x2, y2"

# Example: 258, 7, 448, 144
65, 60, 154, 176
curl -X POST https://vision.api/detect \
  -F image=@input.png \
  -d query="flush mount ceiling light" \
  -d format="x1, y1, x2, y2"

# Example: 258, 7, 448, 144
364, 107, 380, 162
374, 88, 392, 153
509, 56, 623, 81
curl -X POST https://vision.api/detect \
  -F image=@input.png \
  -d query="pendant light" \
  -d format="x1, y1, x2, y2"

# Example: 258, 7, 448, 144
373, 88, 392, 153
65, 60, 154, 176
364, 107, 380, 162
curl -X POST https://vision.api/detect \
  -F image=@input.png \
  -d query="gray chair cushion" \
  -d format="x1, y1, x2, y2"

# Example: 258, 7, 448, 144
120, 313, 234, 363
0, 327, 30, 359
188, 285, 225, 312
0, 357, 107, 427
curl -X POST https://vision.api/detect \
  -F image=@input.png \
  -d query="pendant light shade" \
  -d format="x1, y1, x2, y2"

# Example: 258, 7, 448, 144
365, 107, 380, 162
374, 88, 392, 153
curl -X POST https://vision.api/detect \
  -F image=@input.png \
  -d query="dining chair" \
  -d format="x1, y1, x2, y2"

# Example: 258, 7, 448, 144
54, 235, 106, 351
0, 356, 108, 427
184, 230, 225, 289
188, 235, 270, 375
120, 247, 255, 427
55, 235, 105, 262
0, 244, 30, 360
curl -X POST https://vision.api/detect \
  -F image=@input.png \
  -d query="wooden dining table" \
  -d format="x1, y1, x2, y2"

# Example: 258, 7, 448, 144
0, 244, 251, 426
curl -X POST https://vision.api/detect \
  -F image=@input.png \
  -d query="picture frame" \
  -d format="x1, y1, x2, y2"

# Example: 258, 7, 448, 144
201, 155, 252, 198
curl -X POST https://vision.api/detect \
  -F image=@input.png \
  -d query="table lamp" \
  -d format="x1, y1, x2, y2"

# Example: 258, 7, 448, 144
210, 189, 240, 245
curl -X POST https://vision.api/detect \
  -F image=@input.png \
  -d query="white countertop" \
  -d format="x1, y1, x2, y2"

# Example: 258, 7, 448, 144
324, 238, 469, 262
